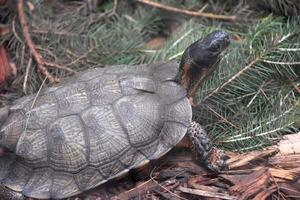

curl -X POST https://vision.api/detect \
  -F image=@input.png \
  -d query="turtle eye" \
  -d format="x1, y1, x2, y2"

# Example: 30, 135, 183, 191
208, 42, 221, 52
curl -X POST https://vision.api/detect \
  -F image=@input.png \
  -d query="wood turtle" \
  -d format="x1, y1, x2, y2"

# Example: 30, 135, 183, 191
0, 31, 230, 199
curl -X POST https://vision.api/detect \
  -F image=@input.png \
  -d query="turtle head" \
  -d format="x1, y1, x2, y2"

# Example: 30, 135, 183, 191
176, 30, 230, 97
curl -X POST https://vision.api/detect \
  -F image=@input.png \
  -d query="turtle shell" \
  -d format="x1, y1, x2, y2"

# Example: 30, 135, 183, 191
0, 61, 192, 199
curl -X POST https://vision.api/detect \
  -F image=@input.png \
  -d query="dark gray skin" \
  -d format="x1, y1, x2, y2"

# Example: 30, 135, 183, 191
177, 30, 229, 171
176, 30, 230, 98
0, 30, 229, 200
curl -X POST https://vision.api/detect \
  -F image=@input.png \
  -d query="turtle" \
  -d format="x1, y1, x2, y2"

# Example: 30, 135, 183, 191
0, 30, 230, 200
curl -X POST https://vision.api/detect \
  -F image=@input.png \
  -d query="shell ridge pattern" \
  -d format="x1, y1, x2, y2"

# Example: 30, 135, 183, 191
54, 82, 90, 117
80, 104, 131, 168
119, 74, 157, 95
0, 110, 25, 152
110, 104, 135, 147
78, 115, 91, 166
22, 168, 54, 199
113, 93, 163, 148
162, 120, 189, 128
47, 115, 88, 172
0, 62, 193, 199
85, 74, 122, 106
15, 129, 48, 168
108, 106, 141, 168
2, 159, 33, 192
50, 171, 81, 199
0, 159, 15, 186
45, 120, 52, 170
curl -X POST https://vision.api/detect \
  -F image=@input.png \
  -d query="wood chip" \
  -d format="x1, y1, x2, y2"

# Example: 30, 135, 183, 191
276, 133, 300, 154
278, 182, 300, 198
187, 176, 220, 191
226, 148, 278, 169
229, 167, 270, 200
269, 154, 300, 169
269, 168, 296, 180
179, 186, 237, 200
112, 179, 157, 200
252, 186, 277, 200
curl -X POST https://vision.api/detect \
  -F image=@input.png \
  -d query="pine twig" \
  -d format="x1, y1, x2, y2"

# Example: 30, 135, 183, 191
135, 0, 236, 21
16, 0, 58, 84
88, 0, 118, 27
43, 62, 76, 74
202, 57, 261, 102
12, 17, 23, 44
23, 56, 32, 94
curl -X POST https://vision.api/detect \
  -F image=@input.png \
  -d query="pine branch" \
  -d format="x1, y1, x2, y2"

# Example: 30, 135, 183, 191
152, 17, 299, 151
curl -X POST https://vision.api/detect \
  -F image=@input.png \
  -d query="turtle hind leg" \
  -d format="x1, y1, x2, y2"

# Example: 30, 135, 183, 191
0, 185, 25, 200
187, 121, 227, 172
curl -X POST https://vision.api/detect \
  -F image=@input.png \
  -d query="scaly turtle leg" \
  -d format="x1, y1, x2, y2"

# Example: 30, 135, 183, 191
187, 121, 227, 172
0, 185, 25, 200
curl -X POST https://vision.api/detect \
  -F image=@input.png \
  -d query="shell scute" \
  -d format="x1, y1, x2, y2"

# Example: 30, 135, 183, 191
74, 167, 104, 191
2, 161, 32, 192
113, 94, 163, 147
86, 74, 122, 105
55, 83, 90, 116
0, 111, 25, 151
81, 105, 129, 166
22, 169, 53, 199
51, 172, 80, 199
120, 75, 157, 95
16, 129, 48, 167
47, 115, 88, 172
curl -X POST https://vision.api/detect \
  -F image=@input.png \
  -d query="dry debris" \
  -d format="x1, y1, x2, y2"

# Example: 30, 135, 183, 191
67, 133, 300, 200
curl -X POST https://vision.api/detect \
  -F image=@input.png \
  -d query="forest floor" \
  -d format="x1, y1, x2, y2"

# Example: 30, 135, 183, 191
71, 133, 300, 200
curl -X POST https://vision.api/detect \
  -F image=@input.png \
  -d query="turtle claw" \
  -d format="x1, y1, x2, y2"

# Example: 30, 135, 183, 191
204, 147, 228, 172
187, 121, 228, 172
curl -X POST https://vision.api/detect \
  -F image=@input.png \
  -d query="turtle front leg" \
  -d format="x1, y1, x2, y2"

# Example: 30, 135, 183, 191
187, 121, 227, 172
0, 185, 25, 200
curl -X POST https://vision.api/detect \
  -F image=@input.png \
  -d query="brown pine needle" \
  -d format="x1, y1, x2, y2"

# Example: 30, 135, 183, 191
23, 56, 32, 94
136, 0, 236, 21
43, 62, 76, 74
292, 84, 300, 94
17, 0, 58, 84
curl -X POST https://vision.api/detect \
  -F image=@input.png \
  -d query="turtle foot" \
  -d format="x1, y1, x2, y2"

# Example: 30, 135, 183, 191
187, 121, 227, 172
0, 185, 25, 200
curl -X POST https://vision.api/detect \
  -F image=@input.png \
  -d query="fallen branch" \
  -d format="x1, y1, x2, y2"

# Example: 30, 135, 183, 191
135, 0, 236, 21
17, 0, 58, 83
